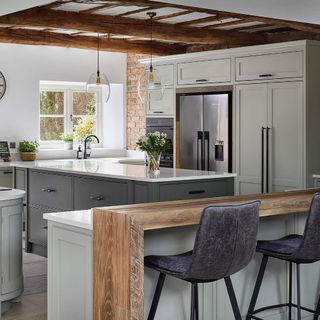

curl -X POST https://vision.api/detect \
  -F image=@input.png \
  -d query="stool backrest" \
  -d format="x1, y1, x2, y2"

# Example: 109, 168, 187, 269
295, 193, 320, 261
185, 201, 260, 282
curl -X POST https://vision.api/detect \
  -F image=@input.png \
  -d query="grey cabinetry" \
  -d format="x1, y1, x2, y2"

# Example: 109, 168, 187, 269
74, 177, 130, 210
236, 81, 304, 195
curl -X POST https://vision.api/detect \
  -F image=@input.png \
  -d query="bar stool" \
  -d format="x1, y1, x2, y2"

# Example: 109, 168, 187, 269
247, 192, 320, 320
144, 201, 261, 320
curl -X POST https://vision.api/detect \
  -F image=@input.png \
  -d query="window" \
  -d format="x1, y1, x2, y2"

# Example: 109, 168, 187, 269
39, 82, 101, 146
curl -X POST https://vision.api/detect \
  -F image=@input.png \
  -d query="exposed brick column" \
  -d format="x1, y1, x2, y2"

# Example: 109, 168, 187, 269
126, 53, 148, 150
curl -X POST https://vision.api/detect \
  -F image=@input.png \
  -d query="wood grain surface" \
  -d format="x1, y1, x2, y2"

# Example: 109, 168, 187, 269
93, 188, 320, 320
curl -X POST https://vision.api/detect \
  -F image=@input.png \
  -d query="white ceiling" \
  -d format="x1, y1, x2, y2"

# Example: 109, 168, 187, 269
0, 0, 53, 16
154, 0, 320, 25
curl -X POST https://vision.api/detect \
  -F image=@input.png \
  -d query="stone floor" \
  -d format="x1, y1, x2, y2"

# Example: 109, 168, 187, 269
2, 252, 47, 320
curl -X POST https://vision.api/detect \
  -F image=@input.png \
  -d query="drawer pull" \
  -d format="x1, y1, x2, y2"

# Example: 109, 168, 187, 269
43, 226, 48, 230
259, 74, 273, 78
41, 188, 56, 193
90, 196, 104, 201
2, 171, 12, 175
196, 79, 208, 82
154, 111, 164, 114
189, 190, 205, 195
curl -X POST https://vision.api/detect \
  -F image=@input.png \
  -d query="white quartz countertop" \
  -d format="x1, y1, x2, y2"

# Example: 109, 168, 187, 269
0, 187, 25, 201
13, 158, 237, 182
44, 210, 92, 230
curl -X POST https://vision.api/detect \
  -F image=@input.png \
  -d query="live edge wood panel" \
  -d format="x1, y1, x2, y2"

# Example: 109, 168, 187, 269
93, 188, 320, 320
14, 168, 234, 255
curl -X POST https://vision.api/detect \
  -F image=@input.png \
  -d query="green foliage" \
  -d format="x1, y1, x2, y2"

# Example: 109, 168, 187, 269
136, 132, 169, 155
18, 140, 39, 153
63, 134, 74, 142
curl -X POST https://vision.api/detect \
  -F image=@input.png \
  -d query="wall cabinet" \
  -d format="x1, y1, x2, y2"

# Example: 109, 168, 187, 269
147, 88, 174, 116
236, 81, 304, 195
235, 51, 304, 81
177, 58, 231, 85
153, 64, 174, 87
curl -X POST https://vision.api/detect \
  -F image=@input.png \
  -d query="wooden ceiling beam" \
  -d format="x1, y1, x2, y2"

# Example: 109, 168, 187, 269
117, 6, 154, 17
153, 10, 192, 21
177, 15, 220, 26
0, 7, 266, 45
0, 27, 186, 55
267, 30, 320, 42
80, 4, 118, 14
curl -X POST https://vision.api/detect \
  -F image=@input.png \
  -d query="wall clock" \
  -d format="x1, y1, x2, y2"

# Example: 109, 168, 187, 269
0, 72, 6, 100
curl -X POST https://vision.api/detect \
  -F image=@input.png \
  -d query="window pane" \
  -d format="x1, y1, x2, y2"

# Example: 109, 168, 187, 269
73, 92, 96, 116
40, 117, 64, 141
40, 91, 64, 115
73, 116, 96, 138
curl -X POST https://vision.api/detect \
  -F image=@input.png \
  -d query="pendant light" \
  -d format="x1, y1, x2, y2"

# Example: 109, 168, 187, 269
86, 34, 111, 103
137, 12, 164, 103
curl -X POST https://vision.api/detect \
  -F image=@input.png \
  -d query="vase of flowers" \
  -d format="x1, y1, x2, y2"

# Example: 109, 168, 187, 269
136, 132, 169, 175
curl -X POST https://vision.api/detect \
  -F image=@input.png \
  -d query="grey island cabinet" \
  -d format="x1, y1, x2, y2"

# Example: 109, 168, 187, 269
13, 159, 236, 256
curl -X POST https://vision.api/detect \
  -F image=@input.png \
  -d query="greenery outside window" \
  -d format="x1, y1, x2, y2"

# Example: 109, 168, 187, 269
39, 82, 102, 147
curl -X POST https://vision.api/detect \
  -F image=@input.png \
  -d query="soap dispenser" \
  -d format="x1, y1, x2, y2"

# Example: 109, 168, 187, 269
77, 146, 83, 159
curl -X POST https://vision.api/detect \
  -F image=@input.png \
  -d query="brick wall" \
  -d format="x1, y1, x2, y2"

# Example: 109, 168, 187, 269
126, 53, 148, 150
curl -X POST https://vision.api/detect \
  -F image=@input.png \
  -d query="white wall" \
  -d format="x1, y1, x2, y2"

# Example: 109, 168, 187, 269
0, 43, 127, 148
155, 0, 320, 24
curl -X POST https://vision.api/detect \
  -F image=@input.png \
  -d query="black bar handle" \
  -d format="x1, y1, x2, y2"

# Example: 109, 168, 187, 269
41, 188, 56, 193
197, 131, 203, 170
153, 111, 164, 114
259, 74, 273, 78
196, 79, 208, 82
204, 131, 210, 171
266, 127, 271, 193
261, 127, 266, 194
2, 171, 12, 175
189, 190, 205, 195
90, 196, 105, 201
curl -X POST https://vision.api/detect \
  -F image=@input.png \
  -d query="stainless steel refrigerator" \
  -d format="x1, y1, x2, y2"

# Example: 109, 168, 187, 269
177, 92, 232, 172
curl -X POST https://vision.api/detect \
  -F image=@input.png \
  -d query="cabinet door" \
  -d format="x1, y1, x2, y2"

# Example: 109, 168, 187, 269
154, 64, 174, 87
1, 202, 23, 295
177, 59, 231, 85
147, 88, 174, 116
48, 223, 92, 320
236, 84, 268, 195
268, 81, 304, 192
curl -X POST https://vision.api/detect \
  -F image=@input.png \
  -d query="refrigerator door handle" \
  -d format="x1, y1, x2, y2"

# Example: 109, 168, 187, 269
261, 127, 266, 193
197, 131, 203, 170
204, 131, 210, 171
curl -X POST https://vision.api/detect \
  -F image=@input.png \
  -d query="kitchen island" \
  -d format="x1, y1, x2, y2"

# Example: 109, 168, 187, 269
44, 188, 320, 320
13, 158, 236, 256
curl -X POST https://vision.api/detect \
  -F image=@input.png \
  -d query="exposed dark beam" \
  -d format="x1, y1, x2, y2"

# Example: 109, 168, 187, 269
0, 7, 266, 45
0, 27, 186, 55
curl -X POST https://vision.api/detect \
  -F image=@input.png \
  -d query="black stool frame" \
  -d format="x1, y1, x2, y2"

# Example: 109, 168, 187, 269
247, 255, 320, 320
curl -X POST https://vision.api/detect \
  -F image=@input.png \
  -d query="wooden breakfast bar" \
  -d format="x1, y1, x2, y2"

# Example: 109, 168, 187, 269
92, 189, 320, 320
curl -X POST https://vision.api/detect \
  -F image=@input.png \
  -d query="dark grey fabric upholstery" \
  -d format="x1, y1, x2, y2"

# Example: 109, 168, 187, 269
145, 201, 261, 283
256, 193, 320, 263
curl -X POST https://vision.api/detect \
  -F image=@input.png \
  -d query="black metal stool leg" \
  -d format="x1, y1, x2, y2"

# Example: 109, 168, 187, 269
147, 273, 166, 320
289, 262, 293, 320
297, 264, 301, 320
225, 276, 242, 320
314, 294, 320, 320
194, 283, 199, 320
246, 255, 269, 320
191, 283, 195, 320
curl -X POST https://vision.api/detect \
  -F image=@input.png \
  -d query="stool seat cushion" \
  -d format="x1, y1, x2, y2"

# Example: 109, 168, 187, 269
257, 234, 303, 258
145, 251, 193, 278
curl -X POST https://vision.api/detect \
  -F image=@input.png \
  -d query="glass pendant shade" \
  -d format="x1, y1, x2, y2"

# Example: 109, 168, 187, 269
86, 34, 111, 103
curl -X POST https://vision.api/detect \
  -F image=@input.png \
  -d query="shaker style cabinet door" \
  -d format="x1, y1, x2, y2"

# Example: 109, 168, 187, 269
147, 88, 174, 116
268, 81, 304, 192
235, 84, 268, 195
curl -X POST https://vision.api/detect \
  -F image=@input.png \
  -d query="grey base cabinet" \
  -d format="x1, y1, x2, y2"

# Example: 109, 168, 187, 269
0, 198, 24, 311
15, 168, 234, 257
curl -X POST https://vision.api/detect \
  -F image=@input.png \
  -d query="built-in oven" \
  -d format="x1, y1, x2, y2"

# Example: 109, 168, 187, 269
146, 118, 174, 168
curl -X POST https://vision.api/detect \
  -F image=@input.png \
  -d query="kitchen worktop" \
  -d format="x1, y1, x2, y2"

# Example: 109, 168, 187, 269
13, 158, 236, 182
0, 187, 25, 201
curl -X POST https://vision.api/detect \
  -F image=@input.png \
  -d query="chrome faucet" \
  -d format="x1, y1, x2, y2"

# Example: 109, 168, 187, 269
84, 135, 100, 159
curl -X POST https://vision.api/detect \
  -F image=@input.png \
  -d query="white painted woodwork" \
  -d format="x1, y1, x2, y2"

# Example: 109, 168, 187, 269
48, 222, 92, 320
154, 64, 174, 87
147, 88, 174, 116
236, 51, 304, 81
177, 58, 231, 85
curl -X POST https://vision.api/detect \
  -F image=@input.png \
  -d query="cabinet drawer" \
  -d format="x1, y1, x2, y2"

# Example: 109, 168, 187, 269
74, 177, 128, 210
159, 179, 233, 202
147, 88, 174, 116
0, 168, 13, 188
236, 51, 303, 81
28, 206, 57, 246
29, 171, 73, 210
177, 59, 231, 85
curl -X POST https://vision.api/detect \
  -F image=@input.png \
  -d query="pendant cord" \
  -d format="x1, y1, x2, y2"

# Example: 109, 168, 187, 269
97, 34, 100, 75
150, 15, 153, 68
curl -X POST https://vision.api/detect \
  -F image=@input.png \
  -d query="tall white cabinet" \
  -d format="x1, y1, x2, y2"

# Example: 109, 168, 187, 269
236, 81, 304, 195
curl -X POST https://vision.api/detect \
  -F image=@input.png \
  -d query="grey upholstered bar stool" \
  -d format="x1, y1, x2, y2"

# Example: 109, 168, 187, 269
247, 193, 320, 320
144, 201, 261, 320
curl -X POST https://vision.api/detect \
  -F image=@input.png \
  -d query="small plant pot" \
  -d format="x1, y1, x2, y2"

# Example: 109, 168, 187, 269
20, 152, 36, 161
64, 141, 73, 150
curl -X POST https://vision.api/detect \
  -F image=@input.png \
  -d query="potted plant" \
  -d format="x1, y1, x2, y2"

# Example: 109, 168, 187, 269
136, 132, 169, 175
18, 140, 39, 161
63, 134, 74, 150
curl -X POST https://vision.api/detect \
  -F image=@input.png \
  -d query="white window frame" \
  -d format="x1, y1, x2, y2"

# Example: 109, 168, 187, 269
39, 81, 103, 148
